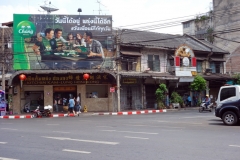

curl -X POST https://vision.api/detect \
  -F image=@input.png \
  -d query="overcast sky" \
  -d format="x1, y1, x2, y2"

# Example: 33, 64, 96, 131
0, 0, 212, 34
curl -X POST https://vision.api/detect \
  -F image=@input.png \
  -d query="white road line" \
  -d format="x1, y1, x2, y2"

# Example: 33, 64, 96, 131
96, 126, 114, 128
124, 136, 149, 140
1, 128, 17, 131
0, 157, 19, 160
157, 121, 202, 125
62, 149, 91, 154
101, 130, 158, 135
0, 142, 7, 144
182, 116, 214, 118
229, 145, 240, 148
125, 124, 185, 129
52, 131, 70, 133
46, 124, 59, 125
42, 136, 119, 145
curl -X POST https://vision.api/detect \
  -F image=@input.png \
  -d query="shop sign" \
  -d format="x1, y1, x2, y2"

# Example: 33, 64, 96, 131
110, 87, 115, 93
122, 78, 137, 84
24, 74, 110, 85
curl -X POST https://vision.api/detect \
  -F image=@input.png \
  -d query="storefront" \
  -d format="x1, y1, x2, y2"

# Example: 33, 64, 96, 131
9, 71, 116, 113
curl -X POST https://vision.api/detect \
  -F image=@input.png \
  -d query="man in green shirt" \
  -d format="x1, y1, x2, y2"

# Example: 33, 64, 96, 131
32, 28, 57, 69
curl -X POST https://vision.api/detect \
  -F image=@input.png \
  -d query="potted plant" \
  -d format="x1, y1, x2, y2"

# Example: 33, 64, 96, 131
155, 84, 167, 109
170, 92, 183, 109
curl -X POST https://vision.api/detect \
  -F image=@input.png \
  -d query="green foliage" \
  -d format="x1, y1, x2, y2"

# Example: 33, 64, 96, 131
155, 84, 167, 109
233, 74, 240, 85
170, 92, 183, 105
207, 27, 214, 43
190, 75, 207, 92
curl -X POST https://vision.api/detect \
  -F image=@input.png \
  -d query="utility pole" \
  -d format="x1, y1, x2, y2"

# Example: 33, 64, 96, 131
116, 30, 121, 112
1, 27, 5, 102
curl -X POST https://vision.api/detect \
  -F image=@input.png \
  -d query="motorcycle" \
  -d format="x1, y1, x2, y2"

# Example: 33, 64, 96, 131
199, 100, 214, 112
32, 105, 52, 118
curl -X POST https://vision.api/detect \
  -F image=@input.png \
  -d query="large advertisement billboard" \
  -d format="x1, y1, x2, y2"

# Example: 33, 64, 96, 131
13, 14, 113, 70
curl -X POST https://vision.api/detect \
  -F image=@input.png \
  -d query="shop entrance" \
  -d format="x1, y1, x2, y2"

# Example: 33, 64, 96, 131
53, 86, 77, 112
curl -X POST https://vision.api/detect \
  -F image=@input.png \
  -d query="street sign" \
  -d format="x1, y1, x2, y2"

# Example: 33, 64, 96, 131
110, 87, 115, 93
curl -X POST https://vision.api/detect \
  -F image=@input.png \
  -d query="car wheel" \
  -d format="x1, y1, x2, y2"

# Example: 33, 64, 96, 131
222, 111, 238, 126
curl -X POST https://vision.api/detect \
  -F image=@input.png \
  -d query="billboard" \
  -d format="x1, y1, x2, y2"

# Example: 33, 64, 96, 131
13, 14, 114, 70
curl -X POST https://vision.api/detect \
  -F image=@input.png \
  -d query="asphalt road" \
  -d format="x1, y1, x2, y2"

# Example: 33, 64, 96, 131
0, 110, 239, 160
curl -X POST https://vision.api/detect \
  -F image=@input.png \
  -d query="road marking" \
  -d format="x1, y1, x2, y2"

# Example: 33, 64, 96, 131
96, 126, 114, 128
0, 142, 7, 144
229, 145, 240, 148
52, 131, 70, 133
124, 136, 149, 140
0, 157, 19, 160
1, 123, 13, 124
182, 116, 214, 118
125, 124, 185, 129
42, 136, 119, 145
157, 121, 202, 125
46, 124, 59, 125
62, 149, 91, 154
1, 128, 17, 131
101, 130, 158, 135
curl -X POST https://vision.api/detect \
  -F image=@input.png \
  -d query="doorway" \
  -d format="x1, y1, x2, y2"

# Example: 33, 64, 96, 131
53, 86, 77, 112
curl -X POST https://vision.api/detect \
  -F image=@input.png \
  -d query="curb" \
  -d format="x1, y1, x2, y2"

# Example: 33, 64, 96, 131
0, 115, 33, 119
0, 109, 167, 119
93, 109, 167, 115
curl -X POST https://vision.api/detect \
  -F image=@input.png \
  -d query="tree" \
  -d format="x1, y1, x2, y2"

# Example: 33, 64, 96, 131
190, 75, 207, 105
233, 73, 240, 85
190, 75, 206, 92
155, 83, 167, 109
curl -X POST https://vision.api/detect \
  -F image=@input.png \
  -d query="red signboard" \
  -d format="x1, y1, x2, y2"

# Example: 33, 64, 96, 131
110, 87, 115, 93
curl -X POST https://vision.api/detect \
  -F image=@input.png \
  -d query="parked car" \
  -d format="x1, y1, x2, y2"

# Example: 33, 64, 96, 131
215, 85, 240, 125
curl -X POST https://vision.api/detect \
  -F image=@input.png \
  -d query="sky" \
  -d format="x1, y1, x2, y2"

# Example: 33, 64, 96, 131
0, 0, 212, 34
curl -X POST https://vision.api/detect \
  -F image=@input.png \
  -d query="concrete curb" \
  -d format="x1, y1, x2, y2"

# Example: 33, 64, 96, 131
93, 109, 167, 115
0, 115, 33, 119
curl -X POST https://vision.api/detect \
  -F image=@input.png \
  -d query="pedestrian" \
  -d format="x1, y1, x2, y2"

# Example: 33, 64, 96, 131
68, 95, 76, 116
76, 93, 81, 116
53, 96, 59, 112
187, 95, 192, 107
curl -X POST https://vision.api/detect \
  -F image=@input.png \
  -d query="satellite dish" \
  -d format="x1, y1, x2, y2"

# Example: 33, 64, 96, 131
40, 1, 58, 14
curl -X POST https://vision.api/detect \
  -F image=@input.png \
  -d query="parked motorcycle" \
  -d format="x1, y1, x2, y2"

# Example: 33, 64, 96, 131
32, 105, 52, 118
199, 100, 213, 112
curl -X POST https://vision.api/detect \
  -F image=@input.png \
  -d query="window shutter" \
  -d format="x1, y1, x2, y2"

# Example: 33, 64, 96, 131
191, 57, 196, 67
175, 56, 180, 66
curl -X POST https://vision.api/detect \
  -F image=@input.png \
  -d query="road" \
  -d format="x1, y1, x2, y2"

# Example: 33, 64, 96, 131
0, 110, 239, 160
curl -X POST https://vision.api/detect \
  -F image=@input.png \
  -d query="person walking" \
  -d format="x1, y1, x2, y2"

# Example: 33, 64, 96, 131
53, 96, 59, 112
76, 93, 81, 116
68, 95, 76, 116
187, 95, 192, 107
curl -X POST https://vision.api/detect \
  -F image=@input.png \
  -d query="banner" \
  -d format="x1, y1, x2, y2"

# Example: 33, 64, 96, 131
13, 14, 113, 70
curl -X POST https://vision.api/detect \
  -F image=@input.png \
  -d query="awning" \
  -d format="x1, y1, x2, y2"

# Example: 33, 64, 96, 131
210, 58, 226, 62
121, 51, 142, 56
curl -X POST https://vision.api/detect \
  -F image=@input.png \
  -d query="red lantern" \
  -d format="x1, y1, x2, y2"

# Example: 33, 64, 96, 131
83, 73, 90, 80
19, 74, 26, 81
19, 74, 26, 88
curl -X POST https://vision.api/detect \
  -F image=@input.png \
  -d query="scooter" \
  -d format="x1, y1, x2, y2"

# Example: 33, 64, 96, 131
32, 105, 52, 118
199, 100, 214, 112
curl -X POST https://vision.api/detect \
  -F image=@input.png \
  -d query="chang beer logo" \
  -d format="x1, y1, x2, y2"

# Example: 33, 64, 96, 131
17, 21, 36, 38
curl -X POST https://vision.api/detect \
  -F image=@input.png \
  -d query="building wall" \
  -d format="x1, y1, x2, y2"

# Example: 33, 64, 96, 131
182, 21, 195, 36
141, 49, 166, 72
213, 0, 240, 73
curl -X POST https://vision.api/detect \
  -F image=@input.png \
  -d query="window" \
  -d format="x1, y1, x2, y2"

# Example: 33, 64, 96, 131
183, 23, 190, 28
121, 61, 134, 71
210, 62, 223, 73
220, 87, 236, 101
86, 85, 108, 98
197, 61, 202, 73
148, 55, 160, 72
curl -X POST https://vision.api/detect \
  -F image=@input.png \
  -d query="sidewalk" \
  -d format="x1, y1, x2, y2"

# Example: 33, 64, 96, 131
0, 107, 200, 119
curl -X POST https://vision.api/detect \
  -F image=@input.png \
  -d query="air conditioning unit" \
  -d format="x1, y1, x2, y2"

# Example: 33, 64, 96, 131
205, 68, 212, 75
